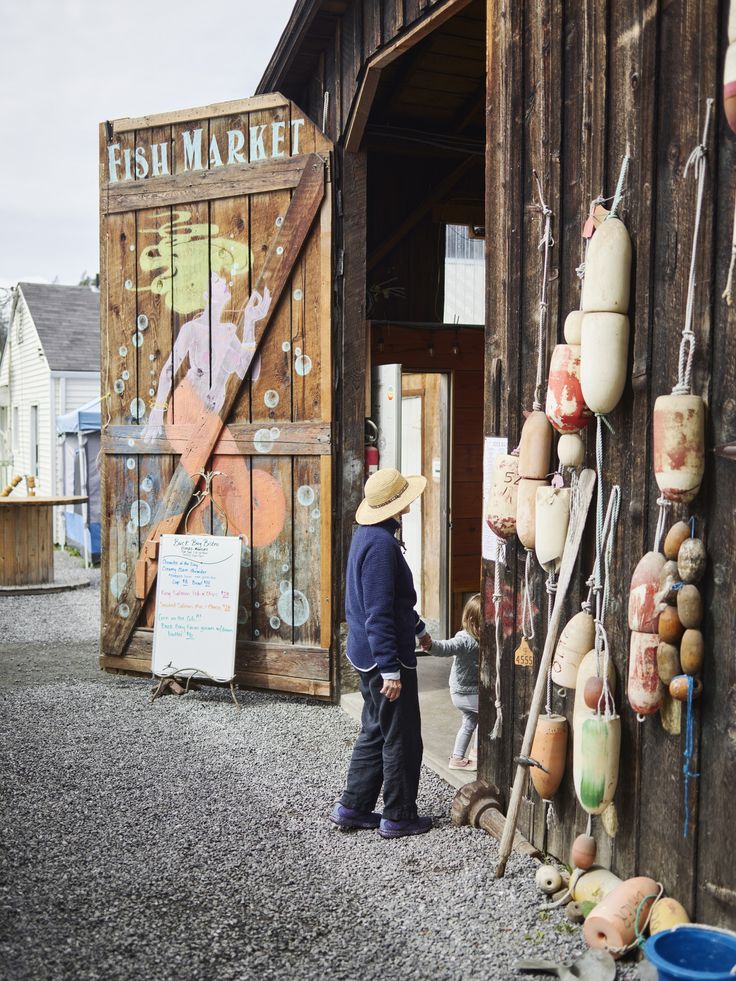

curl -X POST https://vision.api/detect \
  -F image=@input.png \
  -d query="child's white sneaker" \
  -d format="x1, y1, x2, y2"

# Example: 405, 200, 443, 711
448, 756, 476, 770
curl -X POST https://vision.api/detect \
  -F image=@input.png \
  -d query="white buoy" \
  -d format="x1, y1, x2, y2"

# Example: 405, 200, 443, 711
581, 217, 632, 314
580, 312, 630, 414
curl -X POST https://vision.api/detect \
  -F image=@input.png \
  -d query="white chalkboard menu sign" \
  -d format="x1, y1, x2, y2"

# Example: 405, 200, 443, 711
152, 535, 242, 683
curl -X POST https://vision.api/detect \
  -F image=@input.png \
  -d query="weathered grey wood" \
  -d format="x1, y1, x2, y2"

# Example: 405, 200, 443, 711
102, 422, 332, 455
103, 156, 310, 213
103, 155, 326, 657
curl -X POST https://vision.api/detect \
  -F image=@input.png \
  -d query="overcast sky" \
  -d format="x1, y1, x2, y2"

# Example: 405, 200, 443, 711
0, 0, 296, 286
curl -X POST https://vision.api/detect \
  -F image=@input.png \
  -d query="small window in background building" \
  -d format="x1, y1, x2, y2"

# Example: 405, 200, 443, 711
443, 224, 485, 326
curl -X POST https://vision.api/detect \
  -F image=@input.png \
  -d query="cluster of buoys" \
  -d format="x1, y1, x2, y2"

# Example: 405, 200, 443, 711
0, 474, 23, 497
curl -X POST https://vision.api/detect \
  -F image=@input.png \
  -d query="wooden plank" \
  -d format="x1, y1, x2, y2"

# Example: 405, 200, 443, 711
104, 157, 309, 214
112, 94, 290, 134
292, 455, 323, 646
103, 155, 326, 657
135, 125, 175, 627
101, 422, 332, 455
250, 456, 294, 642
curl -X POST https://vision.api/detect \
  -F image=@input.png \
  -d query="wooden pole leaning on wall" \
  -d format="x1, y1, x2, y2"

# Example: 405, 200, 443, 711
495, 468, 596, 878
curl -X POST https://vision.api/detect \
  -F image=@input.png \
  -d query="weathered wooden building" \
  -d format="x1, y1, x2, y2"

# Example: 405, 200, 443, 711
100, 0, 735, 928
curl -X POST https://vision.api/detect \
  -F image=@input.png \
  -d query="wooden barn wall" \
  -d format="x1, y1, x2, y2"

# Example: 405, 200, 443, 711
482, 0, 735, 925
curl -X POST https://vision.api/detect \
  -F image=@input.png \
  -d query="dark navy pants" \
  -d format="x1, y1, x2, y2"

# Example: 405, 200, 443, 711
340, 665, 423, 822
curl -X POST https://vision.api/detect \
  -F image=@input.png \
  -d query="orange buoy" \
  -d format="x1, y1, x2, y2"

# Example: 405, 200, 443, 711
518, 410, 553, 479
535, 485, 570, 572
485, 453, 519, 540
628, 551, 666, 633
670, 674, 703, 701
545, 345, 592, 434
652, 394, 705, 504
580, 313, 630, 414
530, 714, 568, 800
581, 217, 632, 314
516, 478, 547, 550
583, 877, 658, 957
627, 631, 664, 715
659, 606, 684, 645
571, 834, 597, 870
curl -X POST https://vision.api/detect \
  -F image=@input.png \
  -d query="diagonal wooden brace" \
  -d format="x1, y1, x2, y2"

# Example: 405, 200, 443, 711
104, 153, 327, 657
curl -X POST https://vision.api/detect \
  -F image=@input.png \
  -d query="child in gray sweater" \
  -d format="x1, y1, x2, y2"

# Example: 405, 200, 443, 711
420, 594, 481, 770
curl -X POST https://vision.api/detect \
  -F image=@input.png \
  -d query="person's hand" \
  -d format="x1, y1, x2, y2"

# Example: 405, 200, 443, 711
381, 678, 402, 702
419, 633, 432, 651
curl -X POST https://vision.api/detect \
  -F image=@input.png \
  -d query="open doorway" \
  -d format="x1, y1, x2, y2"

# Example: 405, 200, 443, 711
360, 0, 486, 783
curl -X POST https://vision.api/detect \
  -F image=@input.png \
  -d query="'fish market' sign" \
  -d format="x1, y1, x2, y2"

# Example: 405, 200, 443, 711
107, 118, 306, 184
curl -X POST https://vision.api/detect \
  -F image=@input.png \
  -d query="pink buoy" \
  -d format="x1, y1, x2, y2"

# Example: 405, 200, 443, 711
545, 344, 592, 434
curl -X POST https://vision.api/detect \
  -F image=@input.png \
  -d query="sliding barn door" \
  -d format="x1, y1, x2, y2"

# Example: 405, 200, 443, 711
98, 95, 333, 697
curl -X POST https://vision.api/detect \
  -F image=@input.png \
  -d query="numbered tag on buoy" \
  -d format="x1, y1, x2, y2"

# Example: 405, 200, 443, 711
514, 637, 535, 667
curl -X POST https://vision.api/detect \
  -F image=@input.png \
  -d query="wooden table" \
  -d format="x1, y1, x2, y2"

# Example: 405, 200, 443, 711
0, 496, 88, 587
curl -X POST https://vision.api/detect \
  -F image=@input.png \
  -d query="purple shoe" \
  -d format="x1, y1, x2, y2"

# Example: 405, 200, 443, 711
328, 803, 382, 830
377, 815, 433, 839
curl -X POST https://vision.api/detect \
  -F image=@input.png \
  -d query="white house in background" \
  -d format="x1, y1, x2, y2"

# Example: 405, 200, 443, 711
0, 283, 100, 538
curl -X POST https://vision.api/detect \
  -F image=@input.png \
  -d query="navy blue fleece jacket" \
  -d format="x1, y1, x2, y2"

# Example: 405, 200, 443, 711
345, 517, 425, 678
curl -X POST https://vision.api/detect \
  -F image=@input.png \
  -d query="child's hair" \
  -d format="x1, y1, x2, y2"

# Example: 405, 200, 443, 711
461, 593, 482, 642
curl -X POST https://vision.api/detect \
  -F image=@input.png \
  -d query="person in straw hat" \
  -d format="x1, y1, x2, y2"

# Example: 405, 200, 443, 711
328, 467, 433, 839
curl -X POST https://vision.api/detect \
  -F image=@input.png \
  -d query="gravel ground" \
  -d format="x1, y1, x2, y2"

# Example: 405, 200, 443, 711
0, 552, 643, 981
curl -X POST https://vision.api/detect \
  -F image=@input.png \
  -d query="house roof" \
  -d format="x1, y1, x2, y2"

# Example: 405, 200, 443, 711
18, 283, 100, 373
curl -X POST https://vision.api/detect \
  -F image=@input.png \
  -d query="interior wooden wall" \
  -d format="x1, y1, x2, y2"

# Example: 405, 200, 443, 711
483, 0, 734, 926
372, 325, 484, 628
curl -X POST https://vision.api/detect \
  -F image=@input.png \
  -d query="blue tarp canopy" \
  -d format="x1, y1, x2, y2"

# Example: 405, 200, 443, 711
57, 398, 101, 434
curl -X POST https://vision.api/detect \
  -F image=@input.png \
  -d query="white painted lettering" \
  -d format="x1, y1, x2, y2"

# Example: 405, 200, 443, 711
182, 128, 204, 172
250, 124, 267, 161
227, 129, 246, 164
135, 146, 149, 179
209, 133, 223, 168
271, 120, 286, 158
290, 118, 305, 155
108, 144, 122, 183
123, 147, 133, 181
151, 141, 169, 177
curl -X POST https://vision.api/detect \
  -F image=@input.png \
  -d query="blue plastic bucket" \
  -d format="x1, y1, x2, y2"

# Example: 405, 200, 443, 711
645, 925, 736, 981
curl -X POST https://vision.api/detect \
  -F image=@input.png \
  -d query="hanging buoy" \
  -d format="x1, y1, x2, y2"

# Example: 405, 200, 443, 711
545, 345, 592, 434
677, 537, 706, 584
659, 605, 685, 645
573, 714, 621, 815
571, 834, 597, 871
551, 610, 596, 688
558, 432, 585, 467
670, 674, 703, 701
652, 394, 705, 504
627, 632, 664, 715
573, 648, 617, 720
530, 714, 568, 800
680, 629, 704, 675
725, 40, 736, 135
677, 584, 703, 628
583, 876, 658, 957
581, 217, 632, 314
485, 453, 519, 540
628, 551, 666, 633
657, 642, 681, 685
580, 313, 630, 414
657, 560, 680, 605
664, 521, 691, 560
518, 410, 553, 479
535, 485, 571, 572
564, 310, 584, 345
516, 478, 548, 550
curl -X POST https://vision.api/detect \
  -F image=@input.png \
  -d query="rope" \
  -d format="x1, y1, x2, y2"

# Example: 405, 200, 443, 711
592, 415, 621, 720
533, 171, 555, 411
490, 537, 505, 740
653, 495, 672, 553
683, 675, 700, 838
722, 197, 736, 305
608, 147, 631, 220
521, 548, 536, 641
604, 883, 665, 957
673, 99, 713, 396
544, 799, 559, 831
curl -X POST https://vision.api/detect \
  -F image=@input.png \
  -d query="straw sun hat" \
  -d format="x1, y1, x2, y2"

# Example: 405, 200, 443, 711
356, 467, 427, 525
